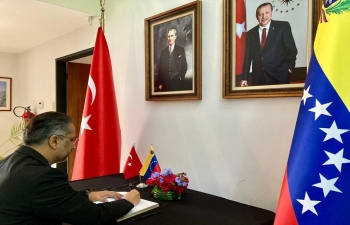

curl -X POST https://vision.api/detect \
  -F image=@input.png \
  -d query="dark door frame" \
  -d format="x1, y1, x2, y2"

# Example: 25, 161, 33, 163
55, 47, 93, 174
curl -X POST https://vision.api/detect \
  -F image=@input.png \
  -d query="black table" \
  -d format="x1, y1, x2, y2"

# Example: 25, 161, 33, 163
68, 174, 275, 225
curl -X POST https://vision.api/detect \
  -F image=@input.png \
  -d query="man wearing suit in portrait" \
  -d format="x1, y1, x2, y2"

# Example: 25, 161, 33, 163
157, 28, 188, 92
241, 2, 298, 86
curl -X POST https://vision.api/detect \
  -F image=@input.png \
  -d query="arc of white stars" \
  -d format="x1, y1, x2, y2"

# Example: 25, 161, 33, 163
312, 173, 342, 197
308, 99, 332, 120
301, 85, 313, 105
319, 121, 349, 143
323, 149, 350, 172
80, 114, 92, 136
296, 192, 321, 215
149, 160, 158, 172
236, 21, 246, 38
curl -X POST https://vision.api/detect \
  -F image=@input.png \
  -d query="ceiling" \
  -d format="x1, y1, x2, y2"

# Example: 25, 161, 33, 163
0, 0, 101, 54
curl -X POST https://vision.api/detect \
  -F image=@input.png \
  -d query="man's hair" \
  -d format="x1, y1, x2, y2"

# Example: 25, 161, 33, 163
168, 28, 177, 36
256, 2, 273, 16
23, 111, 73, 145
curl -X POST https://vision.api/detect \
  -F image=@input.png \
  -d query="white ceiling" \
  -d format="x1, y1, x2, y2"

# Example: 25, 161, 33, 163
0, 0, 101, 53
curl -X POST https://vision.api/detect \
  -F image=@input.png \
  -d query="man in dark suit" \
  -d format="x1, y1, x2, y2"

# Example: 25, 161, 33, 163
241, 2, 298, 86
0, 111, 140, 225
157, 28, 187, 92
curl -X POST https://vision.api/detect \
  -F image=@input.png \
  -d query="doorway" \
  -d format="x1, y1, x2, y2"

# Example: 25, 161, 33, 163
55, 47, 93, 179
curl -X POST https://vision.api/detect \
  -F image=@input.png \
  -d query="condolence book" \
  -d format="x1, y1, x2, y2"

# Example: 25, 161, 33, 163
94, 192, 159, 222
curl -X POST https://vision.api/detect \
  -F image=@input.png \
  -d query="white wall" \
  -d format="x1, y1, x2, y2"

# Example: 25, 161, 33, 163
4, 0, 304, 212
105, 0, 301, 212
0, 52, 20, 157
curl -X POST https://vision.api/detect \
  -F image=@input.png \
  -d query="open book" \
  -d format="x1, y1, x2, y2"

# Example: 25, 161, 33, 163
94, 192, 159, 222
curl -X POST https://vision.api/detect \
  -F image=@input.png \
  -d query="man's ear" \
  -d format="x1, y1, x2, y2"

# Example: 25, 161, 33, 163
48, 135, 59, 149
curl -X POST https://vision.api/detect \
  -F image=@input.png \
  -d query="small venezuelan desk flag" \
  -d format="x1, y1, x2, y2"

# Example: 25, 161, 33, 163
275, 1, 350, 224
139, 145, 161, 180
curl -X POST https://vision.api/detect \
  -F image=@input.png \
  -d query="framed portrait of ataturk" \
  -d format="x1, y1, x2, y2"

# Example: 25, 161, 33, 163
145, 1, 202, 101
223, 0, 322, 98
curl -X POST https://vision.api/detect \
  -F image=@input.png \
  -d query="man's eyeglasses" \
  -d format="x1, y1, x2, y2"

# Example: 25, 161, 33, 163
55, 135, 79, 145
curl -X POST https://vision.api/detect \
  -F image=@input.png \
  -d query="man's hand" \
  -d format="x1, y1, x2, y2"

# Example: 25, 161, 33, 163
88, 191, 123, 202
240, 80, 249, 87
122, 189, 141, 206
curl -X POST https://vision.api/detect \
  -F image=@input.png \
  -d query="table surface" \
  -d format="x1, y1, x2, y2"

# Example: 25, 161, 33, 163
68, 174, 275, 225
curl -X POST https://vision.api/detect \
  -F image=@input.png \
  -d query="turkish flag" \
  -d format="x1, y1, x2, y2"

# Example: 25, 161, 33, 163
72, 27, 121, 180
123, 145, 142, 180
236, 0, 246, 75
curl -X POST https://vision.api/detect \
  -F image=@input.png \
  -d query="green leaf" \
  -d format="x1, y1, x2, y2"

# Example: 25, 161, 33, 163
326, 0, 350, 15
9, 121, 25, 145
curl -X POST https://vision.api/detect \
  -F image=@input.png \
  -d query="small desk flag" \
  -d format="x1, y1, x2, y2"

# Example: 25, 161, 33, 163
123, 145, 142, 180
139, 145, 161, 180
275, 2, 350, 224
72, 27, 122, 180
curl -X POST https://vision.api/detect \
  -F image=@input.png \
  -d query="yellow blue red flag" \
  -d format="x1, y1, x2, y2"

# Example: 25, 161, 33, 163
139, 145, 161, 180
275, 1, 350, 224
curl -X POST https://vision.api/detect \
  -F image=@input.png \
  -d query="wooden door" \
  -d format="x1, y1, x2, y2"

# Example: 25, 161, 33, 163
67, 62, 90, 180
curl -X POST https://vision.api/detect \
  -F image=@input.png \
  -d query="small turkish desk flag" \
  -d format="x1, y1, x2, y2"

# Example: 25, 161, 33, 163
123, 145, 142, 180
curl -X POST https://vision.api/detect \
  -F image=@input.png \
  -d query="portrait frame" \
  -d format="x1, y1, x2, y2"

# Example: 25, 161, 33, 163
145, 1, 202, 101
0, 77, 12, 111
223, 0, 322, 98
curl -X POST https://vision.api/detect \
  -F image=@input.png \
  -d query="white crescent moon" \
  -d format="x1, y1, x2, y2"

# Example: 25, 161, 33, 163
128, 154, 133, 161
88, 75, 96, 105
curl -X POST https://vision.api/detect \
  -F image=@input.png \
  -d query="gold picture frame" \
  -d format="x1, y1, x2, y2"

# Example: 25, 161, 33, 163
223, 0, 321, 98
145, 1, 202, 101
0, 77, 12, 111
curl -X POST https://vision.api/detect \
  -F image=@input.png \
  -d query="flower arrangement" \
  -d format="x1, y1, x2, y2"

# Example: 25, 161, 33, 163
146, 168, 189, 197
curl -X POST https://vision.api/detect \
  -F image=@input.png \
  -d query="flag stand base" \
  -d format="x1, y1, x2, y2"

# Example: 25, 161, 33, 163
136, 183, 148, 188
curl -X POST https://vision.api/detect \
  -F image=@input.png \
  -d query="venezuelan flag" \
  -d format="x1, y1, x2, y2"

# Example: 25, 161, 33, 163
275, 1, 350, 224
139, 145, 161, 180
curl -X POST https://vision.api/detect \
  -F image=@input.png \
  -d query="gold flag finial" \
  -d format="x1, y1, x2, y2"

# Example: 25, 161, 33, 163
100, 0, 105, 32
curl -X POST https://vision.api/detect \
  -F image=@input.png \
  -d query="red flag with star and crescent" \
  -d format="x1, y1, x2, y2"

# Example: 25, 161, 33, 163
72, 27, 122, 180
236, 0, 246, 75
123, 145, 142, 180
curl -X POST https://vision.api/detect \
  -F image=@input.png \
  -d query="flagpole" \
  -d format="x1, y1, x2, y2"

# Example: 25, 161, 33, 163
136, 175, 148, 188
100, 0, 105, 32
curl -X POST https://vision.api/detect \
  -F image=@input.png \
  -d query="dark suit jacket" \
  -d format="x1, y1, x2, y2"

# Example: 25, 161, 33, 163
0, 146, 133, 225
157, 44, 187, 91
242, 20, 297, 85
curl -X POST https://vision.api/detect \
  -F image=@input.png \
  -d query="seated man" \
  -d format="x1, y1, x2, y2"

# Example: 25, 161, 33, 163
0, 111, 140, 225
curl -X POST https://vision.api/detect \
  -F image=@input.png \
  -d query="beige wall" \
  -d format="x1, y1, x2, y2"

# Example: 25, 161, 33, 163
0, 52, 19, 157
0, 0, 305, 212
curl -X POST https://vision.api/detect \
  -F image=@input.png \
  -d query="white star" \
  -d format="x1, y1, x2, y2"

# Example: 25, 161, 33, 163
127, 162, 132, 167
80, 114, 92, 136
308, 99, 332, 120
320, 121, 349, 143
323, 149, 350, 172
296, 192, 321, 215
312, 173, 342, 197
236, 21, 246, 38
301, 85, 313, 105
